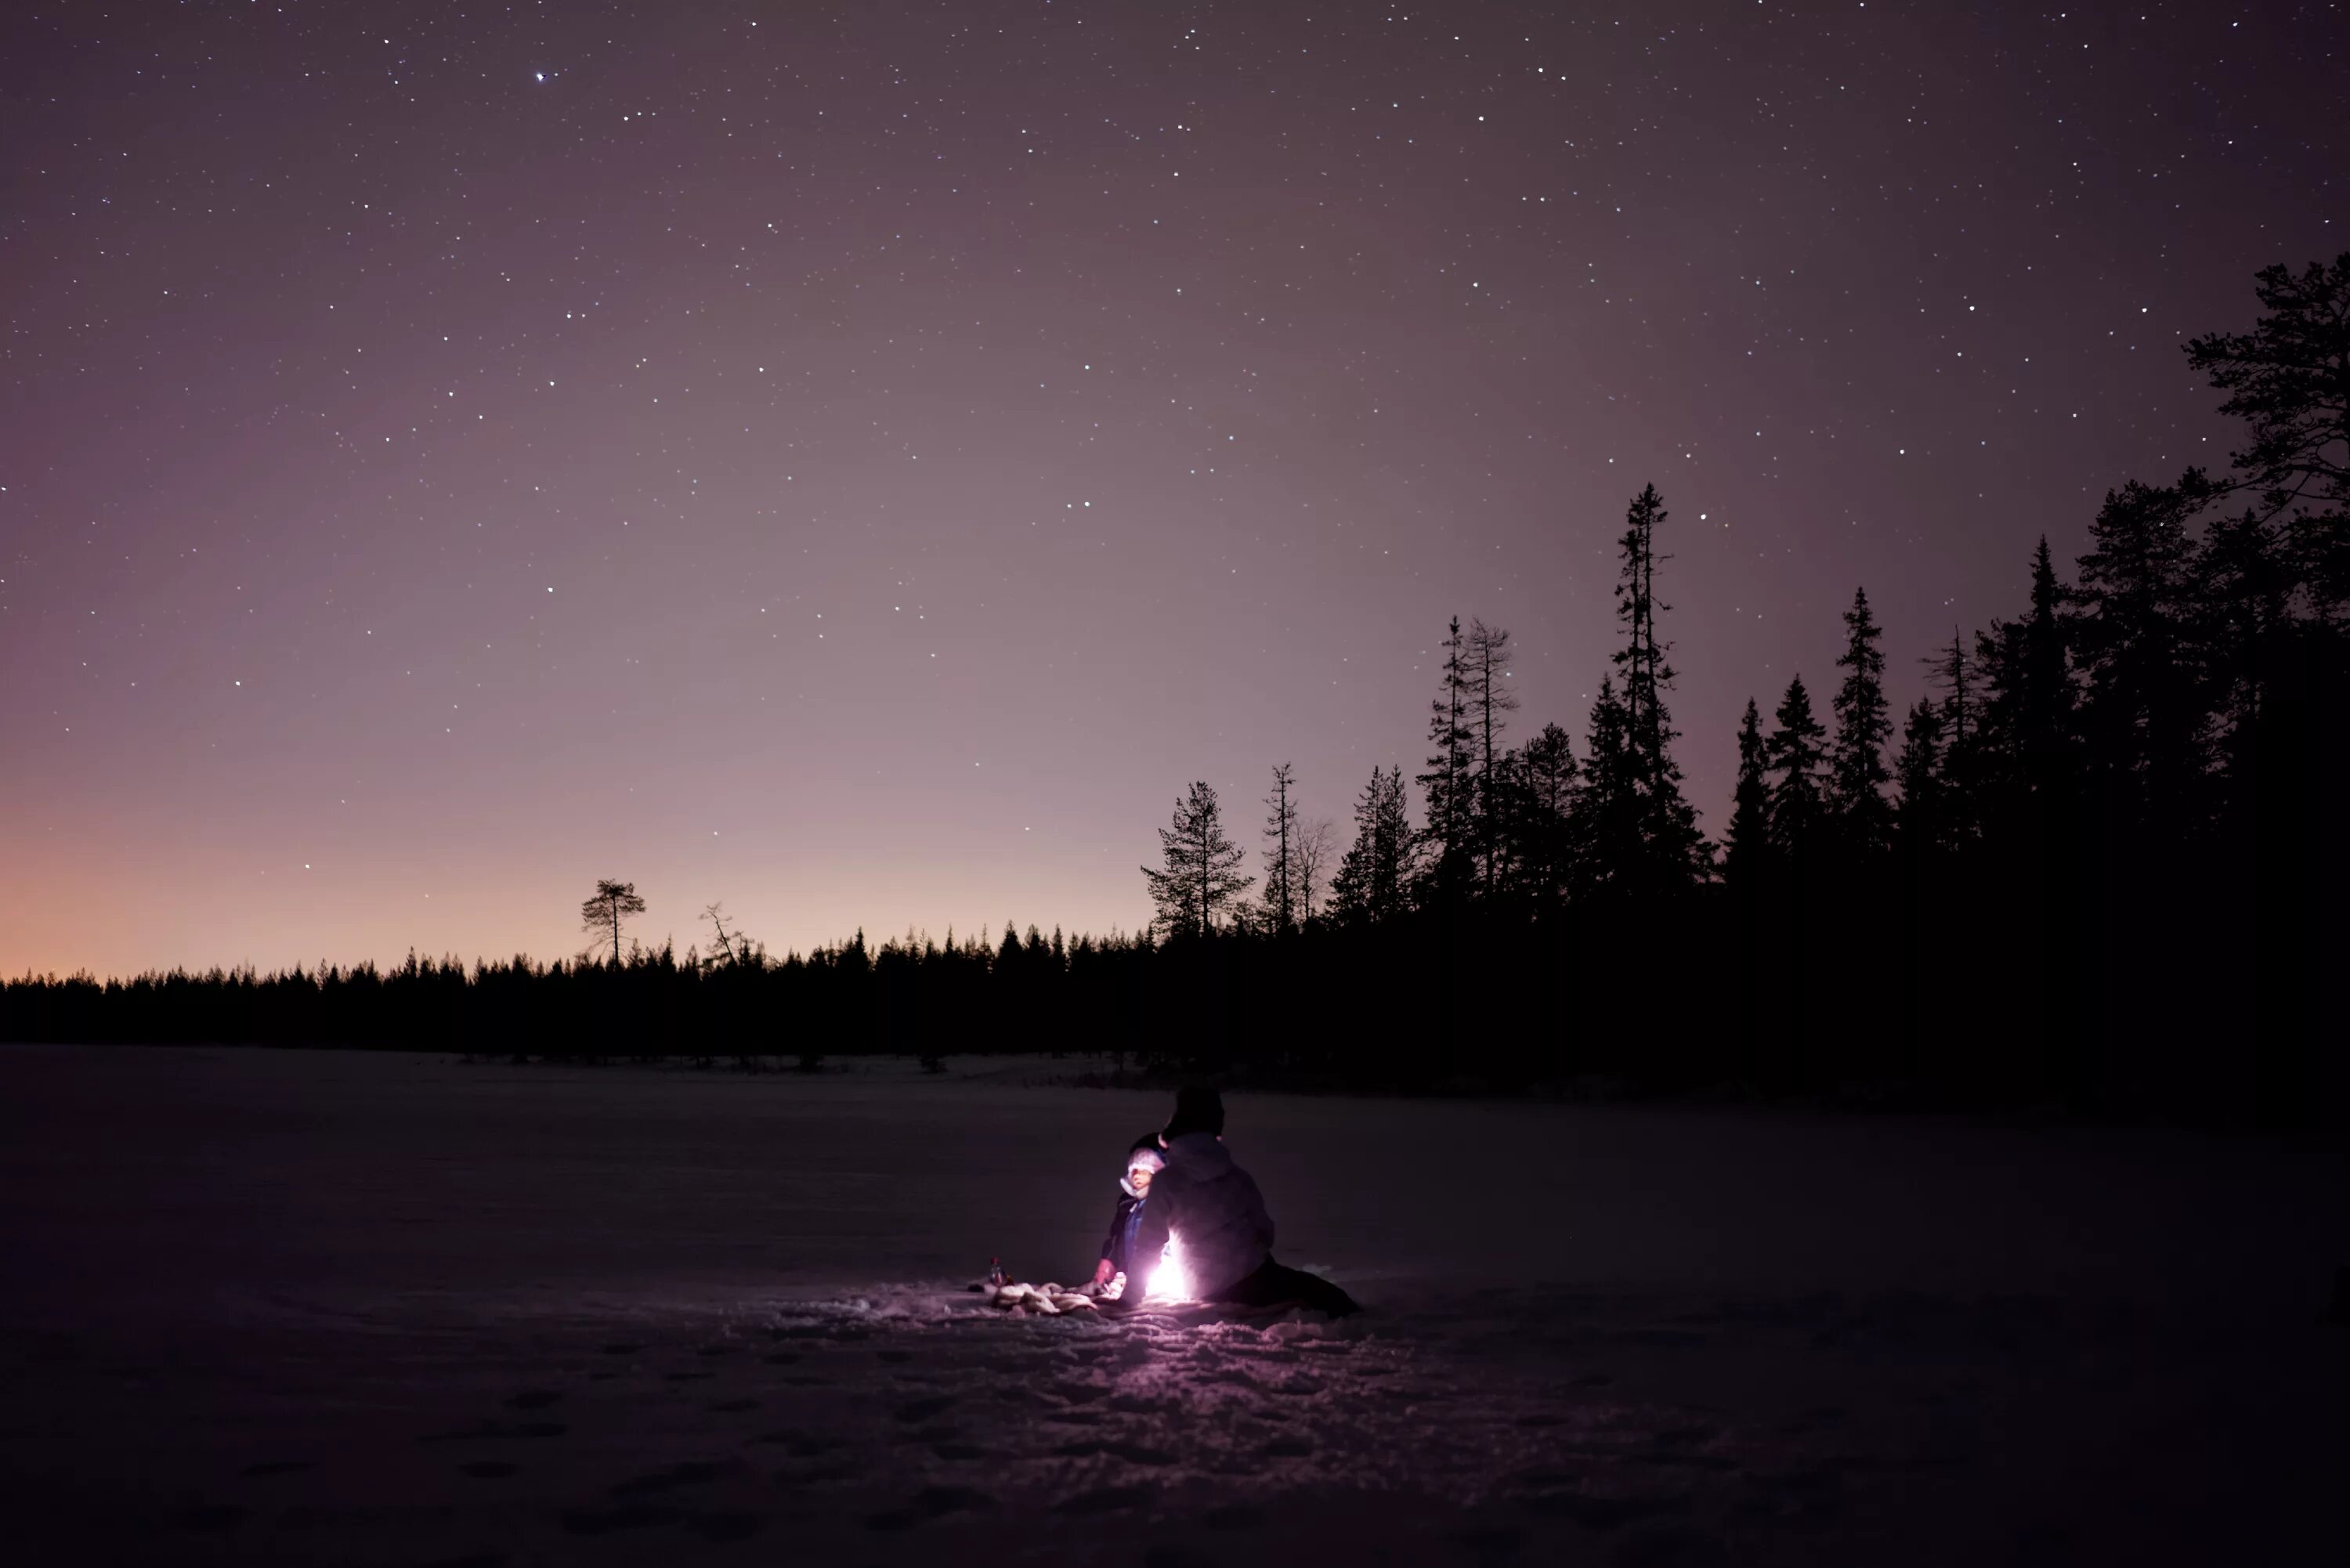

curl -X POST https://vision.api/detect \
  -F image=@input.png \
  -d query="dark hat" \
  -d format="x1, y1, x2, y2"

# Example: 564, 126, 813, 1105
1163, 1085, 1225, 1140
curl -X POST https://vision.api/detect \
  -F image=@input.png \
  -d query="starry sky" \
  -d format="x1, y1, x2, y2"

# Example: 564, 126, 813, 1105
4, 2, 2343, 977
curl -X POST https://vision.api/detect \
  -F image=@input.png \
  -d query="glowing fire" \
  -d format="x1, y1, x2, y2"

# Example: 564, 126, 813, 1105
1145, 1234, 1194, 1302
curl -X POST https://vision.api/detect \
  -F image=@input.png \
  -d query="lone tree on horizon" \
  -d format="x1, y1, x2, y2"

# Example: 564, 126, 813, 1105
580, 879, 647, 966
1142, 782, 1253, 939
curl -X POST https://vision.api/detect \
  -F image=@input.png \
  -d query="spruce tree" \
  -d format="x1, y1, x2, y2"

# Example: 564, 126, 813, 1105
1976, 537, 2081, 807
1829, 587, 1895, 858
2021, 537, 2079, 779
1764, 676, 1829, 858
1723, 698, 1772, 883
1604, 485, 1706, 890
1567, 677, 1633, 898
1923, 627, 1981, 842
1141, 781, 1254, 938
1894, 698, 1946, 854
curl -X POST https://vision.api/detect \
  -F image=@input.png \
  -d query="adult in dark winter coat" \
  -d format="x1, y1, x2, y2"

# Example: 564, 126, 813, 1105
1090, 1134, 1166, 1290
1129, 1086, 1358, 1317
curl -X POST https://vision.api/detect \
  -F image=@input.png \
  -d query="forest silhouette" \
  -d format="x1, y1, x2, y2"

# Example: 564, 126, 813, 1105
8, 258, 2345, 1126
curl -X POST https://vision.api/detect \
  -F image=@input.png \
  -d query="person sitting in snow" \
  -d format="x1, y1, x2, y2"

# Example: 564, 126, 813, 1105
1089, 1134, 1165, 1295
1125, 1086, 1358, 1317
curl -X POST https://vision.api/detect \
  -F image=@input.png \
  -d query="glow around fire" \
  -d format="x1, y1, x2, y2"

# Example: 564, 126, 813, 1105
1145, 1235, 1194, 1302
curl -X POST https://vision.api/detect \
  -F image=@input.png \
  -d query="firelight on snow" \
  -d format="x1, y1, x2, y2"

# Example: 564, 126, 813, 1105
1145, 1235, 1194, 1302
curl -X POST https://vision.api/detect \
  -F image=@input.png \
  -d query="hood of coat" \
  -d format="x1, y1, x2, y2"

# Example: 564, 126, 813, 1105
1162, 1131, 1235, 1176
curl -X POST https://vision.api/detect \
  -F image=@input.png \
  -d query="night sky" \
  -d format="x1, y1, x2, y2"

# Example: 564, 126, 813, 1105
5, 2, 2342, 977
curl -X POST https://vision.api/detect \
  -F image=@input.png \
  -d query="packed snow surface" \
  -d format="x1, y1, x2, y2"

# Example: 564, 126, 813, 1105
0, 1045, 2341, 1565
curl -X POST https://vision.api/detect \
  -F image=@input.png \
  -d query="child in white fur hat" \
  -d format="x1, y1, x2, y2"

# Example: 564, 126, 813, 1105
1088, 1134, 1165, 1295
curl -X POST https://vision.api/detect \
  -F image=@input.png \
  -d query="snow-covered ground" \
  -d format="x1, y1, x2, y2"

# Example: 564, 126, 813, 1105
1, 1044, 2341, 1565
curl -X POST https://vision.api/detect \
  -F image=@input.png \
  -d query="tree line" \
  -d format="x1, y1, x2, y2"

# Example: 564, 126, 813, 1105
6, 257, 2345, 1124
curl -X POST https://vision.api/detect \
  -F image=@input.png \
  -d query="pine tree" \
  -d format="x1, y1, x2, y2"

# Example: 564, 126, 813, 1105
1829, 587, 1895, 858
1261, 762, 1301, 932
579, 879, 647, 966
1141, 782, 1254, 938
2195, 504, 2296, 811
2184, 253, 2350, 614
1723, 698, 1772, 883
1764, 676, 1829, 858
1513, 721, 1578, 905
1415, 617, 1475, 902
1466, 619, 1520, 895
2070, 480, 2213, 836
1329, 767, 1412, 924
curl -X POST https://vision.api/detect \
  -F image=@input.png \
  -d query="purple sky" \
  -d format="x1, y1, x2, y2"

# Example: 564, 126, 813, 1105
5, 2, 2342, 977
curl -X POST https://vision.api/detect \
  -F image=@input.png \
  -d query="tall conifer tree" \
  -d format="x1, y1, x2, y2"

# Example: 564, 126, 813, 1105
1466, 619, 1520, 895
1723, 698, 1773, 883
1765, 676, 1830, 858
1330, 766, 1412, 923
1141, 782, 1254, 938
1604, 485, 1705, 889
1514, 722, 1577, 905
2070, 480, 2213, 836
1415, 618, 1476, 903
1830, 587, 1896, 858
